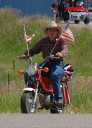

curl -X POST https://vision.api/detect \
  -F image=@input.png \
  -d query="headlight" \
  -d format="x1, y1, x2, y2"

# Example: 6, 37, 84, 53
28, 64, 37, 75
24, 63, 38, 76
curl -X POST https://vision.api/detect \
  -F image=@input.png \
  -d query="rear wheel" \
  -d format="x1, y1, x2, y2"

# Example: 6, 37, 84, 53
20, 91, 36, 113
50, 105, 64, 114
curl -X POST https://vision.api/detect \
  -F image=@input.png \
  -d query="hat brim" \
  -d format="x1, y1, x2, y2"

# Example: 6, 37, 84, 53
42, 26, 62, 36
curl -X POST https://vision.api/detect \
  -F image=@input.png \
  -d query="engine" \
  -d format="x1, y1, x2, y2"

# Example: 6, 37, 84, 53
39, 93, 52, 109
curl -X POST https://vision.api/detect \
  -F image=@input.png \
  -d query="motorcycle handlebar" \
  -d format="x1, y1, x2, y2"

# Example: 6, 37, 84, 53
17, 54, 60, 60
17, 54, 60, 68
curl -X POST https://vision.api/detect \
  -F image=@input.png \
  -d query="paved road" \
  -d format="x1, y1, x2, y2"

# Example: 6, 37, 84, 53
0, 114, 92, 128
59, 21, 92, 29
70, 21, 92, 29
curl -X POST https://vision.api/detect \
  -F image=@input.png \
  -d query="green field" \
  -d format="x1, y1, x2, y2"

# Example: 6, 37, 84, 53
0, 8, 92, 113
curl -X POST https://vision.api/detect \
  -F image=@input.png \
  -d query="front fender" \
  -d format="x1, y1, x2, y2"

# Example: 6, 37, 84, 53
23, 88, 35, 92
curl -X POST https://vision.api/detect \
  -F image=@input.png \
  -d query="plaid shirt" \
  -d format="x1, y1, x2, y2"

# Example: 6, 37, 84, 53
24, 37, 68, 58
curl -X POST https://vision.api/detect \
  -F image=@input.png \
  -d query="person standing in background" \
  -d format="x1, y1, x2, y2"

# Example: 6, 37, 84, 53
50, 0, 59, 21
75, 0, 84, 7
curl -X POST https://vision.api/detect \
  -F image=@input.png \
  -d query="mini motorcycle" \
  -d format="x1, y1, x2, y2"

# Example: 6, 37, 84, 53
18, 55, 74, 114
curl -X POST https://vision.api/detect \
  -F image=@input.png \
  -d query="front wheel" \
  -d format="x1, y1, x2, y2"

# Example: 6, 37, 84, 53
20, 91, 36, 113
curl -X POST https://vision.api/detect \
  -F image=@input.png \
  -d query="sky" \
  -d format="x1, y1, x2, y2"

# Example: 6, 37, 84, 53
0, 0, 53, 16
0, 0, 92, 16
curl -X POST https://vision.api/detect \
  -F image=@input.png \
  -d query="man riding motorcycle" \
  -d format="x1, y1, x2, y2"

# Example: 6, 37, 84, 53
23, 21, 68, 105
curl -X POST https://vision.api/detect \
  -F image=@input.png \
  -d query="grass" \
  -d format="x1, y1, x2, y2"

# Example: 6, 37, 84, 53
0, 93, 21, 113
65, 76, 92, 113
0, 7, 92, 113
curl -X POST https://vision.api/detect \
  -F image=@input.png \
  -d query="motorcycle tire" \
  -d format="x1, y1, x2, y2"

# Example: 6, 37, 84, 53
20, 91, 36, 113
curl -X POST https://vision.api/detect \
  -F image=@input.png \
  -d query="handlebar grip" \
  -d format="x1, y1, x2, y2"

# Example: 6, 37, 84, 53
17, 56, 31, 59
17, 56, 25, 59
49, 55, 60, 60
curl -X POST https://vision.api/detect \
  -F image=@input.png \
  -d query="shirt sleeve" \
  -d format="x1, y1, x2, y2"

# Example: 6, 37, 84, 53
60, 39, 68, 57
24, 39, 43, 56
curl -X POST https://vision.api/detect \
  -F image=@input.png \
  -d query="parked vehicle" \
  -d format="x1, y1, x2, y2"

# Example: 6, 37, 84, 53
64, 7, 90, 24
55, 0, 92, 23
17, 55, 74, 114
88, 7, 92, 20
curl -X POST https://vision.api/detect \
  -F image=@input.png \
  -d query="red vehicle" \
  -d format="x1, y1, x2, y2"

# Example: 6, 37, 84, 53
18, 55, 74, 114
64, 6, 90, 24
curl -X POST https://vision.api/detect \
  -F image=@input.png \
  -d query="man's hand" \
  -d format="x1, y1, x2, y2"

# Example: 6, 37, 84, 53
55, 52, 63, 57
22, 54, 26, 57
18, 54, 26, 59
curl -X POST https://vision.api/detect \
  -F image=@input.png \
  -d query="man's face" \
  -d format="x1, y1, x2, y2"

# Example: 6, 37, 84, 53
47, 28, 59, 39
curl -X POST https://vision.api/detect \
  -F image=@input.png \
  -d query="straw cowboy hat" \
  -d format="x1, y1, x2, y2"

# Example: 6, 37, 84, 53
42, 21, 62, 36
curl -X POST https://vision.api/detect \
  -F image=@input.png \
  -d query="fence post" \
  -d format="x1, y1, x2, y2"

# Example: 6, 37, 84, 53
13, 60, 15, 71
8, 70, 10, 93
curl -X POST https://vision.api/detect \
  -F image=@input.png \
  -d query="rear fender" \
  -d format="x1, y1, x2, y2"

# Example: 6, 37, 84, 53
23, 88, 35, 92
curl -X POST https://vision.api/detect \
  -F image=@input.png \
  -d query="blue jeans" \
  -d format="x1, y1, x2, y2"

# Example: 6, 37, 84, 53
44, 60, 64, 101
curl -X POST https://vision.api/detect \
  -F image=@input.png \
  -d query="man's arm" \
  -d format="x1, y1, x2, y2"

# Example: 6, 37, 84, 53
61, 44, 68, 57
24, 40, 43, 56
56, 40, 68, 57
